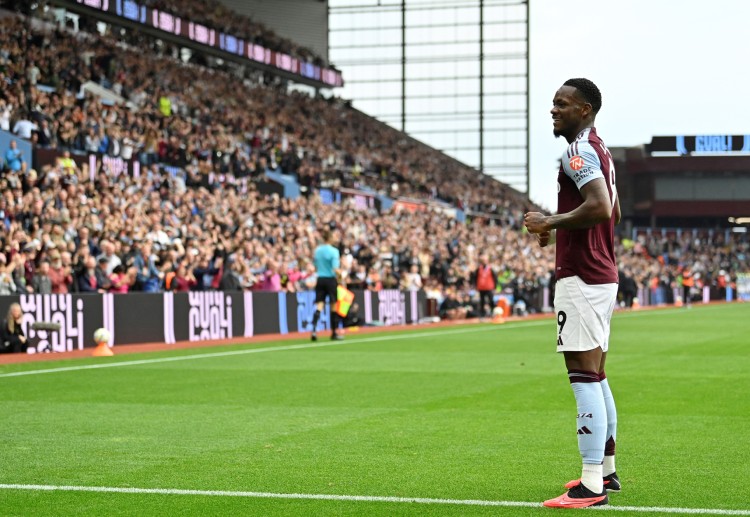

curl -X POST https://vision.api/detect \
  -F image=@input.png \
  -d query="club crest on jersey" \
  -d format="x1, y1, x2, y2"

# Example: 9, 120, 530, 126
569, 155, 584, 171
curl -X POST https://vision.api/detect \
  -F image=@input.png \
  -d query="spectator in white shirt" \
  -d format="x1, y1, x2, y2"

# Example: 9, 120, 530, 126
26, 61, 41, 85
12, 113, 38, 139
0, 100, 12, 131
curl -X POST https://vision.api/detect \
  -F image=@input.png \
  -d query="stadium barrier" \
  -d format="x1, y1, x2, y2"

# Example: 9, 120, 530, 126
0, 289, 425, 354
636, 284, 738, 306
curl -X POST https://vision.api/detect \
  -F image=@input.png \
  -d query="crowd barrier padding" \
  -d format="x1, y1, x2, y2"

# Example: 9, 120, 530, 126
0, 290, 426, 354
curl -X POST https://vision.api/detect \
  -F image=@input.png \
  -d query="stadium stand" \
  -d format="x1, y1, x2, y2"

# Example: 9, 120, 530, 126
2, 0, 329, 66
0, 6, 746, 317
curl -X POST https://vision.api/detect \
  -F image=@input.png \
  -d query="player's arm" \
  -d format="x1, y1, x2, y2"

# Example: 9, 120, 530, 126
530, 178, 613, 232
614, 194, 621, 225
526, 145, 614, 234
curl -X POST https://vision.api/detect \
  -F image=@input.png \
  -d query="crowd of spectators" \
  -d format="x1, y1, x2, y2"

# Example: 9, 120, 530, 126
0, 13, 527, 217
0, 11, 746, 317
140, 0, 329, 66
614, 231, 747, 307
2, 0, 329, 67
0, 157, 556, 302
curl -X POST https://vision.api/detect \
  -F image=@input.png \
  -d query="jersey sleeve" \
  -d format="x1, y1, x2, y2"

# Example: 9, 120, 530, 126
562, 141, 604, 190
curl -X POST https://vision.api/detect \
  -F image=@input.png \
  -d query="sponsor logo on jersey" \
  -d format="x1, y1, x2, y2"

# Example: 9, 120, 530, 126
569, 155, 584, 171
573, 167, 595, 182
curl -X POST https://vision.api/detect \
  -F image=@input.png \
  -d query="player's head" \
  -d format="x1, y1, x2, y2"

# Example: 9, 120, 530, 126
551, 78, 601, 141
321, 228, 332, 243
564, 78, 602, 114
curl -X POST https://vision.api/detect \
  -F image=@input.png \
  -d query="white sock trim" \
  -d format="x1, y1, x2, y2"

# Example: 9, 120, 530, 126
581, 463, 603, 493
603, 455, 616, 477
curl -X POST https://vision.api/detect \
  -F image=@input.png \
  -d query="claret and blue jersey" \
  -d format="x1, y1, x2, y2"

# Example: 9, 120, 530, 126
556, 127, 619, 285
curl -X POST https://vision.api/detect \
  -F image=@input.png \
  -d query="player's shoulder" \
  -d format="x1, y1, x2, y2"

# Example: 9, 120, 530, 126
564, 129, 602, 166
564, 128, 600, 156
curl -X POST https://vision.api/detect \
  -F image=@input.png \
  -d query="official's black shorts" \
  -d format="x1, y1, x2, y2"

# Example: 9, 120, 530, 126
315, 277, 338, 304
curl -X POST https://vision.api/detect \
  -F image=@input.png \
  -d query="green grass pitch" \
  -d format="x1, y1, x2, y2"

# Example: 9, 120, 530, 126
0, 303, 748, 516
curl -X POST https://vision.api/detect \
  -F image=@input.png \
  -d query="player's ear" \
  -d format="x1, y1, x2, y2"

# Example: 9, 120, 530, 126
581, 102, 593, 118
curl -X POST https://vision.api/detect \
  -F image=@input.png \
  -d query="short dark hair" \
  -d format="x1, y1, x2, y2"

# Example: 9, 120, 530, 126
563, 78, 602, 114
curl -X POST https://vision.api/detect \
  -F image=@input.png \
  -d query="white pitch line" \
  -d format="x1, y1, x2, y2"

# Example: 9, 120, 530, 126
0, 484, 748, 515
0, 321, 548, 379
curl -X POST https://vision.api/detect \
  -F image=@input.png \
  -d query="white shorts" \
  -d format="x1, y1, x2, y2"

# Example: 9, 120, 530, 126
553, 275, 618, 353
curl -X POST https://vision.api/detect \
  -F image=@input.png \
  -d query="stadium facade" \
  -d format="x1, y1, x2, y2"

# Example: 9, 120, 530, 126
329, 0, 530, 195
613, 134, 750, 231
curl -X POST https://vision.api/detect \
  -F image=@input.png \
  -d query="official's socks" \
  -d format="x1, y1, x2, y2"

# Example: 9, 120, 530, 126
331, 312, 339, 335
312, 310, 320, 330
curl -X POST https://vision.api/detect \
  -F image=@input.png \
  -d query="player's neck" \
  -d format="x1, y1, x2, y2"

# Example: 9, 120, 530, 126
565, 122, 595, 143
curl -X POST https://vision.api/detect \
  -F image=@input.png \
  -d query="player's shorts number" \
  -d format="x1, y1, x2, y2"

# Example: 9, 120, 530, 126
557, 310, 567, 347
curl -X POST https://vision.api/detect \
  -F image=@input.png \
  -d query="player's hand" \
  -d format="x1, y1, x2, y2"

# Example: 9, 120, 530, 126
537, 231, 551, 247
524, 212, 549, 235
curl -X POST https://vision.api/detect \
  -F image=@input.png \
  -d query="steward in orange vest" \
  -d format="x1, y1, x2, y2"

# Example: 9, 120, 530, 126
473, 255, 497, 318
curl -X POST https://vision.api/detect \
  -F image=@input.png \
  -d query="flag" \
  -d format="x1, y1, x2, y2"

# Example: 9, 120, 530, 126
334, 286, 355, 317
